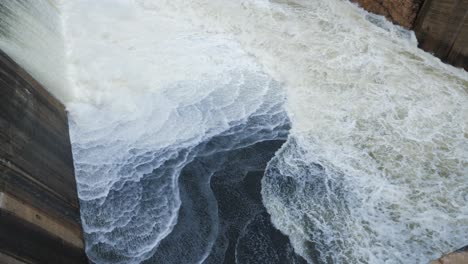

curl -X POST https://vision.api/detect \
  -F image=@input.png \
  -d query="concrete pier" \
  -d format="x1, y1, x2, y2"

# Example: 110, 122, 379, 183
0, 49, 87, 263
352, 0, 468, 70
414, 0, 468, 70
431, 246, 468, 264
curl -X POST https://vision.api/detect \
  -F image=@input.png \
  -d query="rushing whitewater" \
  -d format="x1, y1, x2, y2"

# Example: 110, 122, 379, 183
1, 0, 467, 263
0, 0, 67, 101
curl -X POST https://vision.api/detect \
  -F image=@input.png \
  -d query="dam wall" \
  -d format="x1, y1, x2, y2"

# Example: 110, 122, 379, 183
414, 0, 468, 70
0, 49, 87, 263
0, 1, 86, 262
431, 246, 468, 264
352, 0, 468, 70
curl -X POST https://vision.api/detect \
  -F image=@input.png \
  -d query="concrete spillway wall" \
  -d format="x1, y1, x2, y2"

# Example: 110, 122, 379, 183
0, 49, 87, 263
431, 245, 468, 264
414, 0, 468, 70
353, 0, 468, 70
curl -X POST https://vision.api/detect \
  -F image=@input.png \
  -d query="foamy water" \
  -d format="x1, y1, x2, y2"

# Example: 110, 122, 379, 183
0, 0, 68, 101
1, 0, 467, 263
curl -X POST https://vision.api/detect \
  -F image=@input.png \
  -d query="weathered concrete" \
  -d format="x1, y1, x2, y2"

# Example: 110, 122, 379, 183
414, 0, 468, 70
0, 252, 27, 264
431, 245, 468, 264
0, 49, 87, 263
352, 0, 468, 70
0, 192, 83, 249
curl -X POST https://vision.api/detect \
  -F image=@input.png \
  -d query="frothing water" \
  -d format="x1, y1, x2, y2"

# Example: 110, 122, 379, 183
1, 0, 467, 263
0, 0, 67, 101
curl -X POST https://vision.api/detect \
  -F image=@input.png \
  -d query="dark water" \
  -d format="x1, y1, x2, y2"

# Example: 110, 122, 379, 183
137, 109, 306, 263
144, 139, 306, 264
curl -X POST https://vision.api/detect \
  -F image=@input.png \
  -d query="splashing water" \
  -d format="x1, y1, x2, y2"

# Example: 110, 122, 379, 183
1, 0, 467, 263
0, 0, 68, 101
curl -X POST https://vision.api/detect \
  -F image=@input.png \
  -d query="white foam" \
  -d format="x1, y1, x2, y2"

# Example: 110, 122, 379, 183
60, 1, 287, 262
57, 0, 468, 263
103, 0, 468, 263
0, 0, 68, 101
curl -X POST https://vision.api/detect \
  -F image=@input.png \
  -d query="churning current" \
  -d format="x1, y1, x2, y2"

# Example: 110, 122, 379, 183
2, 0, 467, 263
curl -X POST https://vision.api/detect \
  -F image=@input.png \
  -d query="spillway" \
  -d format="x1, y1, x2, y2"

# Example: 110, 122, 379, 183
1, 0, 467, 263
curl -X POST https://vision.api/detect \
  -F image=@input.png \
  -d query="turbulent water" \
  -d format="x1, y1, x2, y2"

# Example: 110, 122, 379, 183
0, 0, 67, 101
1, 0, 468, 263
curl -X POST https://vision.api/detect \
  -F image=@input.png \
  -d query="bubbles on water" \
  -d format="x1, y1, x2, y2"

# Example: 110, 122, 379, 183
69, 70, 286, 263
63, 2, 295, 262
63, 3, 291, 258
146, 0, 467, 262
62, 0, 468, 263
